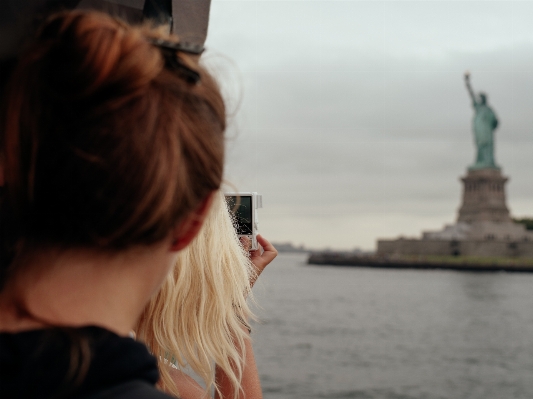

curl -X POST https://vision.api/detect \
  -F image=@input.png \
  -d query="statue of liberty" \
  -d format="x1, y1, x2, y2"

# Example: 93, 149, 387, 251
464, 72, 499, 170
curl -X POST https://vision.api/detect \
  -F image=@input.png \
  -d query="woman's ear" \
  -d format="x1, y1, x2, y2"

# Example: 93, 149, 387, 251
170, 191, 215, 251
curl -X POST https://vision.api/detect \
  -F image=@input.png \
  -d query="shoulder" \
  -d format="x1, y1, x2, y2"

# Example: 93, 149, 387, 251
80, 380, 176, 399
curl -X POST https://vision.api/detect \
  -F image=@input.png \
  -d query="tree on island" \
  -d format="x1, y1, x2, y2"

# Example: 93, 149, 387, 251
513, 218, 533, 231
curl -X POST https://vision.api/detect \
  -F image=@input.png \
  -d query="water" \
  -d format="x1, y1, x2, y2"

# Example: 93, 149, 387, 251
250, 253, 533, 399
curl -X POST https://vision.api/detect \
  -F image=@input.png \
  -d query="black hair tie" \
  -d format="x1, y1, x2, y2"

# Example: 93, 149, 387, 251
147, 38, 202, 84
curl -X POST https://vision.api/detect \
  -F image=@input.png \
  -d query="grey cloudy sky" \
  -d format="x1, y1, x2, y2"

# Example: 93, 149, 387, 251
205, 0, 533, 250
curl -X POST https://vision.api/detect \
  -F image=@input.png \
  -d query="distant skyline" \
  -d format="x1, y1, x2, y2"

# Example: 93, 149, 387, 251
206, 0, 533, 250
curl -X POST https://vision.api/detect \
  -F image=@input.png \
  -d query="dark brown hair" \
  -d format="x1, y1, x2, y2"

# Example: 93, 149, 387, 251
0, 11, 225, 285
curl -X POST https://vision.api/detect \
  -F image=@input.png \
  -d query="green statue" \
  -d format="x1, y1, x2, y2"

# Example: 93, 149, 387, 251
464, 72, 499, 170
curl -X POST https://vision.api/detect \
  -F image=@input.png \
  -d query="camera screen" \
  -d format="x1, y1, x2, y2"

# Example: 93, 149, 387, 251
225, 195, 253, 235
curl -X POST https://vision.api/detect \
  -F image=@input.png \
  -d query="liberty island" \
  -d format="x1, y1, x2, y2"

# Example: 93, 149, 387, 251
309, 73, 533, 271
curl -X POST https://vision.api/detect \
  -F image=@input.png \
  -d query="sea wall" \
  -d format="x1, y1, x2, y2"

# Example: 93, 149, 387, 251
377, 238, 533, 258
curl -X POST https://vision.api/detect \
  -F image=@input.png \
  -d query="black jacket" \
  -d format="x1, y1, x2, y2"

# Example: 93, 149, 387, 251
0, 326, 174, 399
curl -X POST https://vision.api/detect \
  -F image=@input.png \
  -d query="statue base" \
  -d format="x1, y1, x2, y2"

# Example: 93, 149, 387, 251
457, 168, 510, 223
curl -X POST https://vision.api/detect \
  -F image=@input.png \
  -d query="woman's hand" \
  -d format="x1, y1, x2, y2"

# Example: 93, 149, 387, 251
247, 234, 277, 287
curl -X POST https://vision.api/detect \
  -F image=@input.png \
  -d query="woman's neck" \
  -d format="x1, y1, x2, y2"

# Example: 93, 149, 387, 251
0, 242, 176, 335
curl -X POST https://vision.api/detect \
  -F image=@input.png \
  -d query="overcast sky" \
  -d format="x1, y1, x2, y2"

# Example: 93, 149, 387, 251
205, 0, 533, 250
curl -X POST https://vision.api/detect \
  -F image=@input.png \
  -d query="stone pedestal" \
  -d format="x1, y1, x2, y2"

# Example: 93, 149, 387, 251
457, 169, 510, 223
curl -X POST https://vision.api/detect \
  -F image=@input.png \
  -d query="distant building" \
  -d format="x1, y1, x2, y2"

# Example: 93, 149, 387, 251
272, 242, 308, 253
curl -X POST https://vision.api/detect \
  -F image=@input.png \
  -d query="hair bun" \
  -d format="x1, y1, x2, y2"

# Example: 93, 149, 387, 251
37, 12, 162, 103
0, 10, 225, 275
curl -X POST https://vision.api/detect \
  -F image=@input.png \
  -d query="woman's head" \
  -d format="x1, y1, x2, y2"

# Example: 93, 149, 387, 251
0, 11, 225, 280
137, 191, 256, 399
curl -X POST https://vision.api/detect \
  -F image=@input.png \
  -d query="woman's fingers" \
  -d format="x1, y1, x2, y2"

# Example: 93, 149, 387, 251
252, 235, 277, 266
249, 235, 277, 286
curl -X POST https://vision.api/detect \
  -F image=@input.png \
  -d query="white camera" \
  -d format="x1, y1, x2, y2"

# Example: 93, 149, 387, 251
224, 192, 262, 251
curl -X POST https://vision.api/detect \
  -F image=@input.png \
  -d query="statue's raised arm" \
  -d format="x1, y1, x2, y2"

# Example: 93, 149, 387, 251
464, 71, 477, 106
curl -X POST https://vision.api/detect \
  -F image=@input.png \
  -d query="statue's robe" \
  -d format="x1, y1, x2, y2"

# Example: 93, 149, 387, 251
472, 102, 498, 169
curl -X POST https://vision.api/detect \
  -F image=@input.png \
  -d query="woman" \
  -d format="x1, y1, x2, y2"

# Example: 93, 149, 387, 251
138, 192, 277, 399
0, 10, 226, 398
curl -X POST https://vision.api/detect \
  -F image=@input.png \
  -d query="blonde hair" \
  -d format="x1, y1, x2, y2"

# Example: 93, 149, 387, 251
137, 191, 256, 398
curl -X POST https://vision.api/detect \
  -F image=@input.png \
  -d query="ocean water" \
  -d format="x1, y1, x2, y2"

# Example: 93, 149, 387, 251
250, 253, 533, 399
